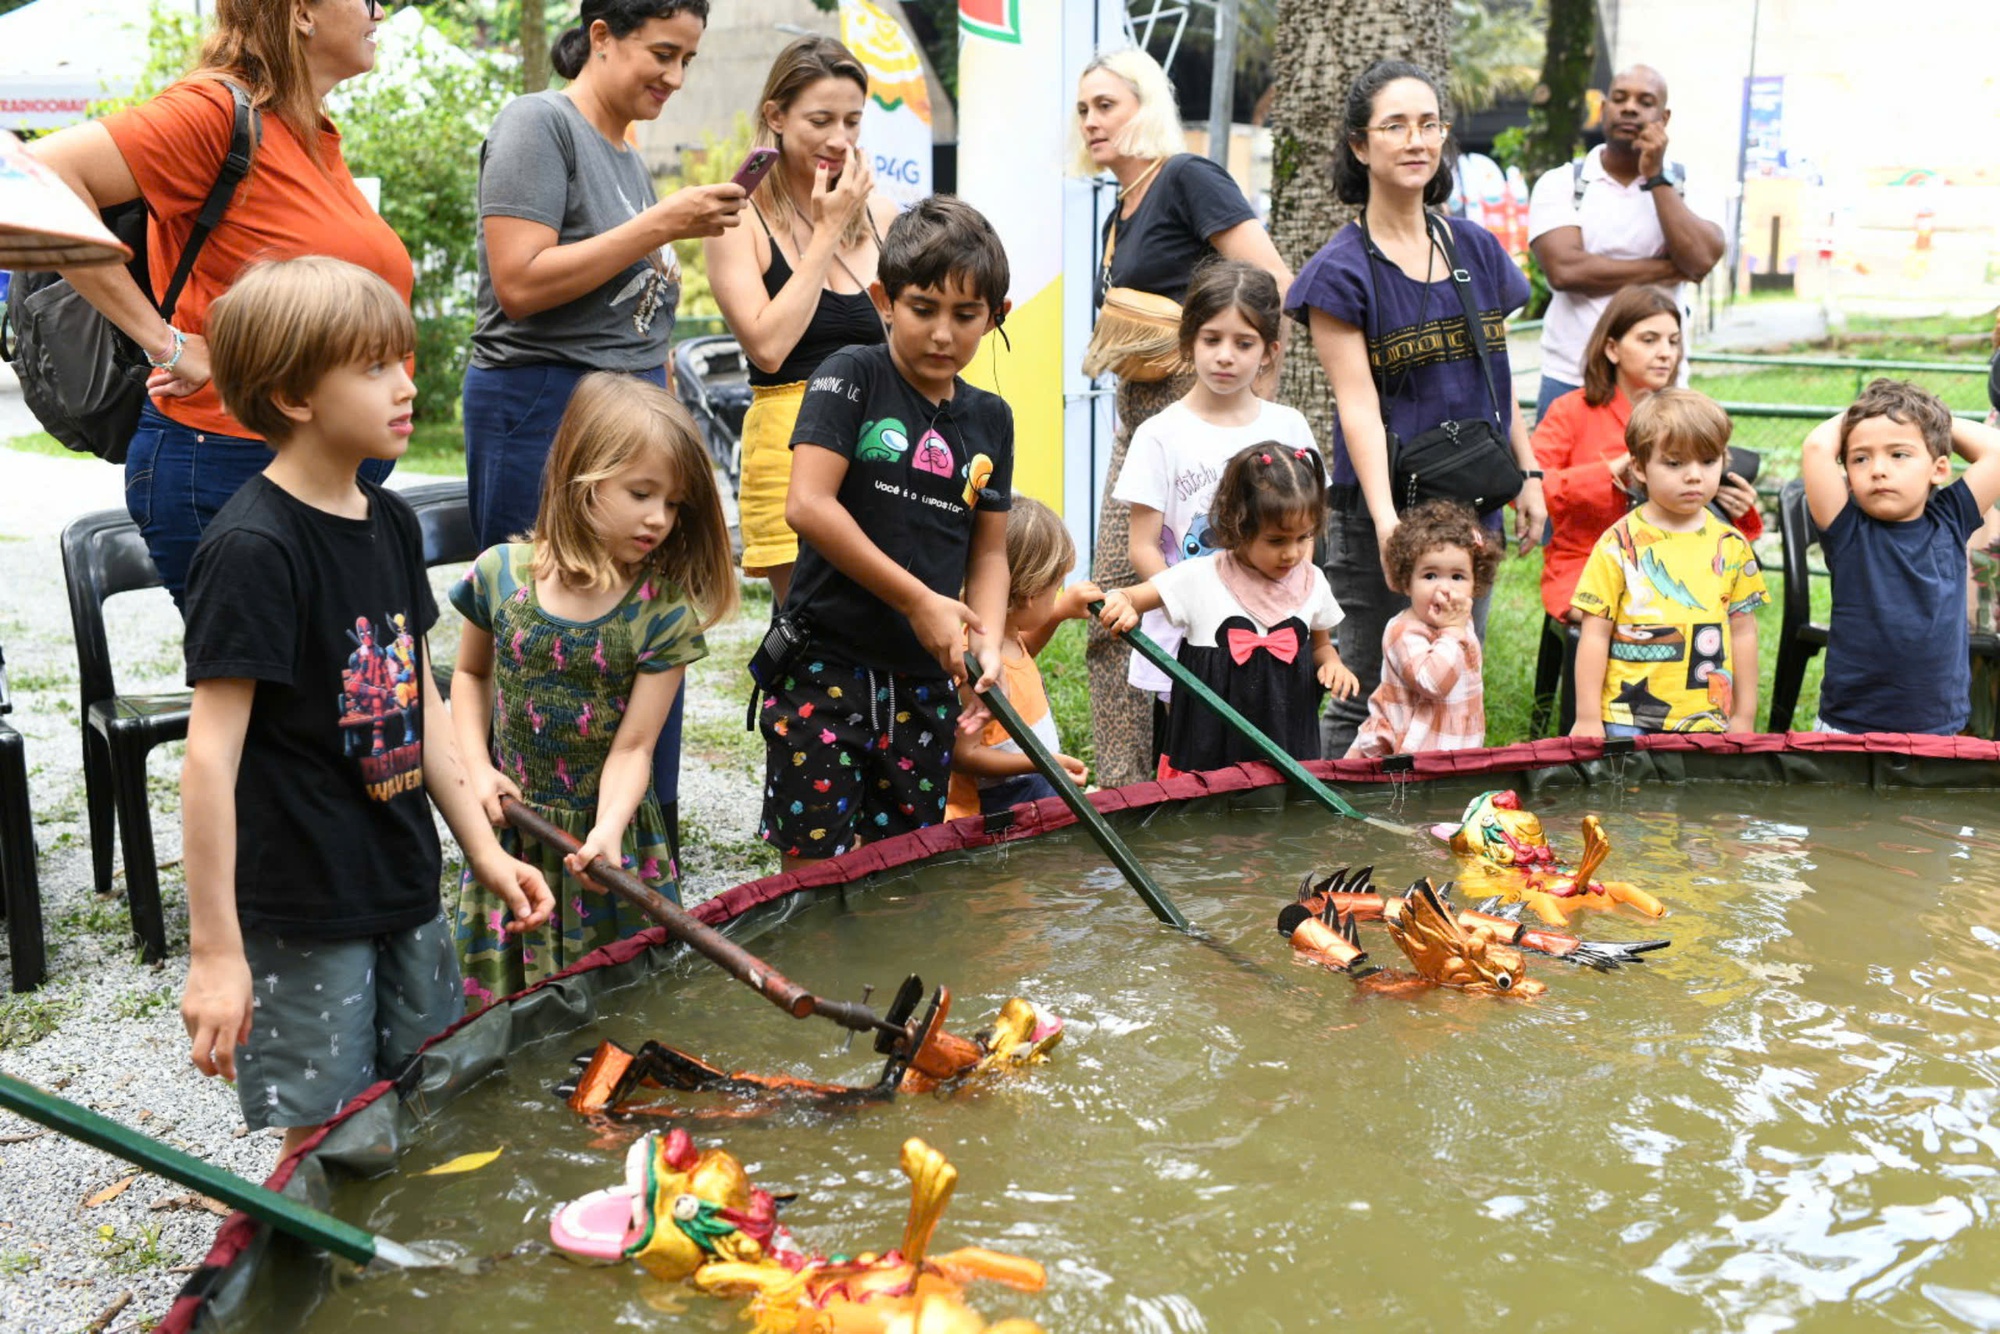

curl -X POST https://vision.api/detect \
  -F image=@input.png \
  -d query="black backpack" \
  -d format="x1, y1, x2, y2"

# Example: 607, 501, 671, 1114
1, 82, 259, 464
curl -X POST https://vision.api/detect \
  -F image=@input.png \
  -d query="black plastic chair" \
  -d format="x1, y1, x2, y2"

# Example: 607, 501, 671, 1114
1529, 615, 1580, 738
403, 479, 478, 567
0, 644, 45, 992
1768, 478, 1831, 733
60, 511, 189, 963
400, 480, 477, 700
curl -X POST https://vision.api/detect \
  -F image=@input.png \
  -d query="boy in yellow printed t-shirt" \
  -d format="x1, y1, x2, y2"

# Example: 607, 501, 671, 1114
1570, 390, 1768, 736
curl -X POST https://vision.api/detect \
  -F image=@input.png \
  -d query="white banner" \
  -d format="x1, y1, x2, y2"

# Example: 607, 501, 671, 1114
838, 0, 933, 209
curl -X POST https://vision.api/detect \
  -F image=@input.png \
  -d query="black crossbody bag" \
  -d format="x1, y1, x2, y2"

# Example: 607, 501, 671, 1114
1360, 214, 1524, 514
2, 82, 260, 463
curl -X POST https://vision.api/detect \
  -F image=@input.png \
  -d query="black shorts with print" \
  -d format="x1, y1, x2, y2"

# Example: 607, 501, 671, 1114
757, 652, 960, 861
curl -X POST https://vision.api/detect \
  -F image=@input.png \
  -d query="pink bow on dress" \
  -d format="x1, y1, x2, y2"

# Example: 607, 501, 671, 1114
1225, 625, 1299, 665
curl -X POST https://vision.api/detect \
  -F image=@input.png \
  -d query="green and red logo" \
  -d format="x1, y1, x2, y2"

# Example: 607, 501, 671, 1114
959, 0, 1021, 43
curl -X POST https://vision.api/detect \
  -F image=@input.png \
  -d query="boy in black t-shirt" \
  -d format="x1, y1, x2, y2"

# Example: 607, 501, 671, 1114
761, 196, 1016, 869
181, 258, 552, 1157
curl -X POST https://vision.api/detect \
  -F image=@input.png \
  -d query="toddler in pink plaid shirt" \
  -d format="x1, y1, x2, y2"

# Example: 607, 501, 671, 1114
1349, 500, 1499, 759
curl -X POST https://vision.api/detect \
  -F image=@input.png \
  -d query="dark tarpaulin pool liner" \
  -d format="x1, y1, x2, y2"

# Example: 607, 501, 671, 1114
160, 730, 2000, 1331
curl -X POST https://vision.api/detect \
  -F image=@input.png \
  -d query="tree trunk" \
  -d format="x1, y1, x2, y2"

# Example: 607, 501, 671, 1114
1267, 0, 1451, 445
1516, 0, 1596, 182
521, 0, 550, 94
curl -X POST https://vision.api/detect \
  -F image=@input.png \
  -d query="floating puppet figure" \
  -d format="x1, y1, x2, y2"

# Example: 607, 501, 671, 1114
549, 1128, 1046, 1333
561, 985, 1064, 1119
1432, 789, 1666, 924
1278, 867, 1670, 997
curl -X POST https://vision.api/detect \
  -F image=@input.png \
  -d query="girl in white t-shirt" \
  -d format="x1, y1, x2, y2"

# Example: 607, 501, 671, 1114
1112, 261, 1319, 740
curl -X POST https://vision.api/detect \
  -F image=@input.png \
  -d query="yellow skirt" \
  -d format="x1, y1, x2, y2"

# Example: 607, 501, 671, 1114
737, 381, 808, 575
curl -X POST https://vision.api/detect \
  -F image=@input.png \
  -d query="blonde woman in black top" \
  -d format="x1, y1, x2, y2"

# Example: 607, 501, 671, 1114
1075, 46, 1291, 787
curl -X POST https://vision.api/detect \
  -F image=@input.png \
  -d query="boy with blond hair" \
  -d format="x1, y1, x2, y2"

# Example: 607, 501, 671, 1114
180, 257, 551, 1156
1571, 389, 1767, 736
1801, 378, 2000, 734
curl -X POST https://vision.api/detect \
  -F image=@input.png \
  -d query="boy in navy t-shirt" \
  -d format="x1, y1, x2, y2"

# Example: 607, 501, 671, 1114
759, 196, 1016, 869
1801, 379, 2000, 734
181, 258, 552, 1158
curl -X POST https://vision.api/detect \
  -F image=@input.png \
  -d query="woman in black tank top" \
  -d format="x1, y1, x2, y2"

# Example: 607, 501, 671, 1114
706, 35, 893, 604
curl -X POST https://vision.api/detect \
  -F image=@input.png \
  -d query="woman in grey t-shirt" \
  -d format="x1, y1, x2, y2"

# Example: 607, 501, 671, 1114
466, 0, 744, 867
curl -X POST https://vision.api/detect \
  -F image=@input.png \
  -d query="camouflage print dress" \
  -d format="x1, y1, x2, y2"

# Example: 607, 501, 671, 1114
450, 543, 705, 1012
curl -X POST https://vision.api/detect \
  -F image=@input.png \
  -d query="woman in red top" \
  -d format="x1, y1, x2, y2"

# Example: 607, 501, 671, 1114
1533, 286, 1761, 620
32, 0, 411, 607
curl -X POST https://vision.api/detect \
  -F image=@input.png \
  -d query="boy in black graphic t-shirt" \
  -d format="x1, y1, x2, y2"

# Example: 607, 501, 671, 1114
760, 197, 1016, 869
181, 259, 552, 1158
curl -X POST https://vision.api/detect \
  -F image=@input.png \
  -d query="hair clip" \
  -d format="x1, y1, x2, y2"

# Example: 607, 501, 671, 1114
1294, 449, 1309, 461
1259, 452, 1273, 465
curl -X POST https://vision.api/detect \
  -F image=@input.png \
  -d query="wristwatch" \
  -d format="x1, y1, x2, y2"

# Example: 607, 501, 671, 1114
1639, 173, 1673, 191
1522, 469, 1544, 480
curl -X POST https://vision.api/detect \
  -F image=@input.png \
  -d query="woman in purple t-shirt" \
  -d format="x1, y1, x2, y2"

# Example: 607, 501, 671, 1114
1285, 59, 1545, 757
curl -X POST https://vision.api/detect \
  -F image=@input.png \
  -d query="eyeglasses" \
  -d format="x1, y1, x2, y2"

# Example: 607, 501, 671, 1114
1369, 119, 1450, 145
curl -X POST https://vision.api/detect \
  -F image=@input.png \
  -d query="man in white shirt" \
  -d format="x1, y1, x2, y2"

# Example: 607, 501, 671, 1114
1527, 66, 1726, 419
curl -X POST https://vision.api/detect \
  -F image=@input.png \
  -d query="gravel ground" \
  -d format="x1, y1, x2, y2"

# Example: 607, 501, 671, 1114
0, 424, 774, 1333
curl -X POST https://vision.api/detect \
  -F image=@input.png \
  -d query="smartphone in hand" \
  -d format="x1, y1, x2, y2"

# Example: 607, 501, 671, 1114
729, 147, 780, 193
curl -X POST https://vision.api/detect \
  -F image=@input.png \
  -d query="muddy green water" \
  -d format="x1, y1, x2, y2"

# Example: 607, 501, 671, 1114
291, 782, 2000, 1331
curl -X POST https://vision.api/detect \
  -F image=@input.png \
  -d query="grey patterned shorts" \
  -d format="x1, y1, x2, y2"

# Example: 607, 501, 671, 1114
235, 909, 464, 1131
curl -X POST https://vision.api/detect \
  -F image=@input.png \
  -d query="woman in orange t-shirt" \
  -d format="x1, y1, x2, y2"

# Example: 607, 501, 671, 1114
1533, 286, 1762, 621
31, 0, 412, 607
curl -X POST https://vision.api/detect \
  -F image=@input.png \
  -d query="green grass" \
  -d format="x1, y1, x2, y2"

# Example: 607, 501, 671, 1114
0, 990, 79, 1050
2, 431, 77, 460
1690, 366, 1988, 414
5, 419, 466, 475
1036, 619, 1093, 774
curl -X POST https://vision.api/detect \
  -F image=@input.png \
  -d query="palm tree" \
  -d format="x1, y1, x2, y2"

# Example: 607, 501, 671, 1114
1266, 0, 1452, 444
1449, 0, 1543, 116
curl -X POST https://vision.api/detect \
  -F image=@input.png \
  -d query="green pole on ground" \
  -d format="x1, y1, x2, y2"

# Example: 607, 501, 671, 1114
967, 652, 1191, 932
0, 1072, 432, 1268
1096, 603, 1415, 835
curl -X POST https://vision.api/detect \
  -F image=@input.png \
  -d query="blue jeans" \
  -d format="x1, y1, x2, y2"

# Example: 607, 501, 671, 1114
463, 361, 682, 804
124, 403, 393, 610
1535, 374, 1582, 424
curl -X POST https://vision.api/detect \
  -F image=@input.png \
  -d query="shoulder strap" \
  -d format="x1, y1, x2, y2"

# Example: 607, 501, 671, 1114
1353, 217, 1392, 425
1428, 215, 1506, 429
1571, 156, 1588, 210
159, 82, 261, 321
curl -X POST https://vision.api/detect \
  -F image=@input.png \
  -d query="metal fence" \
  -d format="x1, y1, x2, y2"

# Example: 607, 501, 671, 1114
1518, 394, 1989, 493
1688, 353, 1990, 418
1511, 351, 1992, 488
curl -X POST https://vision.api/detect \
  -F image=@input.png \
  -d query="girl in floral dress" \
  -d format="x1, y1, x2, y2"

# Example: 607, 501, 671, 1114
450, 374, 737, 1010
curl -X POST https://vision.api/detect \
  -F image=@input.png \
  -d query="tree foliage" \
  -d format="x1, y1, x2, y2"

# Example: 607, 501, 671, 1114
654, 112, 759, 322
335, 48, 512, 424
1515, 0, 1596, 181
101, 5, 511, 424
1448, 0, 1543, 115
